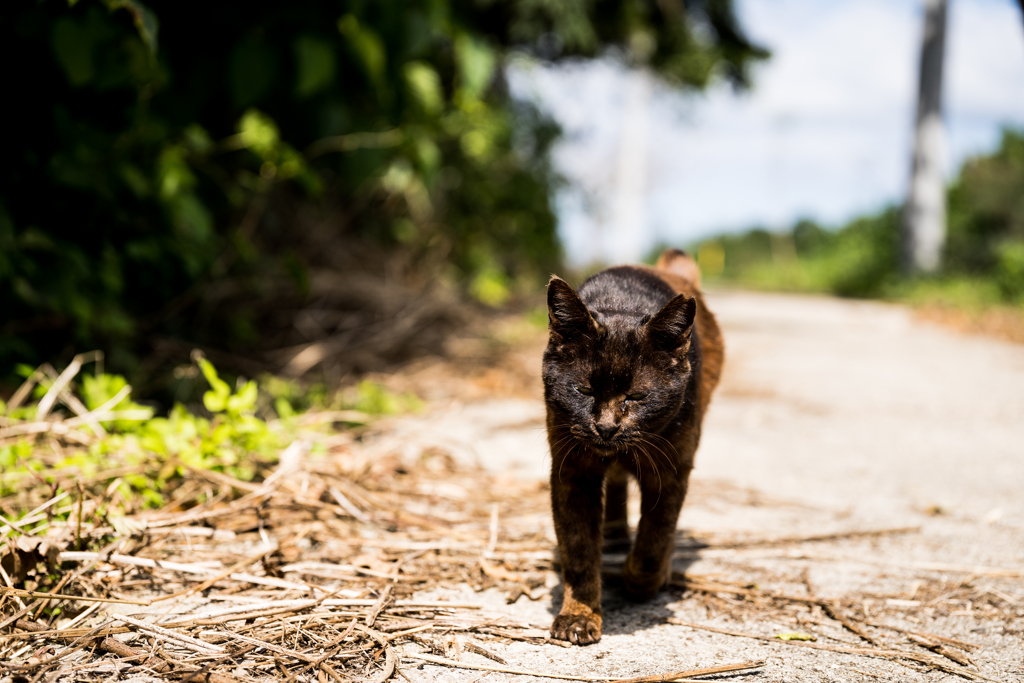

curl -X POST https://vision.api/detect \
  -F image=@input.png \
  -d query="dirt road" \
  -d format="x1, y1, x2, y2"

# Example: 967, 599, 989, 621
371, 291, 1024, 682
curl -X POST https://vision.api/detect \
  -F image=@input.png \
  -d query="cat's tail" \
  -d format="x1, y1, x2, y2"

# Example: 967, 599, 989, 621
655, 248, 701, 289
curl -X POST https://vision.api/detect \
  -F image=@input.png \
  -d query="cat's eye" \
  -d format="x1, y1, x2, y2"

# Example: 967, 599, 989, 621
625, 392, 646, 401
575, 386, 593, 396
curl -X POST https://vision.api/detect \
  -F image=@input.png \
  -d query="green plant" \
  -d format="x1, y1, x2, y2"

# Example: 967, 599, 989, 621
79, 372, 154, 431
0, 354, 435, 523
696, 130, 1024, 310
0, 358, 281, 514
994, 240, 1024, 300
126, 358, 279, 486
0, 0, 765, 395
340, 380, 422, 416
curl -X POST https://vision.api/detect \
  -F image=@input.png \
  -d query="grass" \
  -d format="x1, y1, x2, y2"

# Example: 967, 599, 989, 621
0, 353, 420, 530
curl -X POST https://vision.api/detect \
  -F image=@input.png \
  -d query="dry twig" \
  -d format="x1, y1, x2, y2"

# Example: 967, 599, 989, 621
405, 652, 765, 682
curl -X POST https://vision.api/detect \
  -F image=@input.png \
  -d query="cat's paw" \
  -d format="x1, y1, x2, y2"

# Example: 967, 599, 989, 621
622, 557, 670, 602
550, 612, 602, 645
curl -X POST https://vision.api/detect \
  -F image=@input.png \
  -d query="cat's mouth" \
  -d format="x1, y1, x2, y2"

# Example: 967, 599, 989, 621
573, 423, 626, 456
586, 434, 629, 455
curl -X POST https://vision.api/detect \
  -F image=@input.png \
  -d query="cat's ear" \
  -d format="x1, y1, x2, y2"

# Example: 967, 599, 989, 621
648, 294, 696, 353
547, 276, 597, 341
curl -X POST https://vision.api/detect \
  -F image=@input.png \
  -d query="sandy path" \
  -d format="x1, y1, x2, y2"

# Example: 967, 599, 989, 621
365, 291, 1024, 682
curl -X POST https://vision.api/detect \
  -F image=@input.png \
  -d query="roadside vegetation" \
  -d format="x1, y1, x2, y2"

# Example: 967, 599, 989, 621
0, 0, 763, 541
0, 354, 420, 523
1, 0, 766, 407
0, 8, 762, 621
692, 129, 1024, 342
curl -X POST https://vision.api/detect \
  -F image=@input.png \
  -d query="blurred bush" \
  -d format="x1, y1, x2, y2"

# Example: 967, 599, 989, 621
696, 129, 1024, 307
0, 0, 764, 397
947, 130, 1024, 275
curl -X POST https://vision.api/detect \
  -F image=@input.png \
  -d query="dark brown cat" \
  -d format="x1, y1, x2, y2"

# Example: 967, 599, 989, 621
543, 249, 724, 645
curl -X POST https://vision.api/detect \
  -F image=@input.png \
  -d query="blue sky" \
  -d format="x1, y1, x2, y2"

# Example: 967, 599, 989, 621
509, 0, 1024, 266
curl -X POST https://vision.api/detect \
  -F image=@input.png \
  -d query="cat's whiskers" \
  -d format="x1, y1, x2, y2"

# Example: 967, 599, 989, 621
556, 439, 585, 484
642, 431, 680, 455
636, 433, 679, 474
549, 429, 575, 445
627, 448, 642, 488
633, 441, 664, 504
549, 433, 581, 460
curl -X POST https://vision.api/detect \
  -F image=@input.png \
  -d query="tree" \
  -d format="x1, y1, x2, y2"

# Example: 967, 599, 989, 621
0, 0, 766, 393
903, 0, 949, 274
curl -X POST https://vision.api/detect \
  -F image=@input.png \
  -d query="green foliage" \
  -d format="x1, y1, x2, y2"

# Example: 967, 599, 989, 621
258, 374, 329, 419
123, 360, 277, 487
699, 129, 1024, 307
946, 129, 1024, 274
340, 381, 423, 416
0, 441, 35, 482
197, 358, 258, 415
0, 355, 431, 522
0, 0, 763, 391
994, 240, 1024, 300
80, 372, 154, 431
0, 359, 284, 511
698, 216, 899, 298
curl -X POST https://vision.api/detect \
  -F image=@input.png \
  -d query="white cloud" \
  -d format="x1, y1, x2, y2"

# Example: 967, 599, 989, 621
743, 0, 917, 119
947, 0, 1024, 116
510, 0, 1024, 265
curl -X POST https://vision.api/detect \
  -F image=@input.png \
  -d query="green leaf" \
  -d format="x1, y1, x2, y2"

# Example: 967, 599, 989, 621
338, 15, 386, 93
202, 390, 227, 413
294, 36, 336, 98
237, 110, 281, 156
51, 13, 113, 86
183, 124, 213, 153
197, 358, 231, 413
81, 373, 128, 411
454, 33, 495, 100
103, 0, 160, 54
774, 632, 817, 641
168, 193, 213, 244
226, 380, 258, 414
119, 163, 152, 197
156, 145, 196, 200
343, 381, 421, 416
403, 61, 443, 115
274, 397, 295, 419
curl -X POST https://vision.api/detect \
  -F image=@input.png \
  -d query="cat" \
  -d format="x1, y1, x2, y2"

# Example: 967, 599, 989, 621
543, 249, 724, 645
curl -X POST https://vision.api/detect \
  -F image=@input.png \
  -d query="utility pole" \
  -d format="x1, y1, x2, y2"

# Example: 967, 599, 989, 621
902, 0, 949, 274
607, 70, 651, 265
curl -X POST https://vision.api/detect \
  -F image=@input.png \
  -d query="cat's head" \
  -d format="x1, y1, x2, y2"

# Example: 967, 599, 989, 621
542, 276, 696, 454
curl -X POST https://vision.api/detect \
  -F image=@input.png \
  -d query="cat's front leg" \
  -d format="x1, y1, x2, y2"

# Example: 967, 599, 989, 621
603, 461, 631, 547
549, 464, 605, 644
622, 469, 690, 601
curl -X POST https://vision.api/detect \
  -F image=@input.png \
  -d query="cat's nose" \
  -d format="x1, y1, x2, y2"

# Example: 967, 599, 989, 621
595, 424, 619, 440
